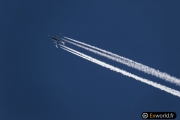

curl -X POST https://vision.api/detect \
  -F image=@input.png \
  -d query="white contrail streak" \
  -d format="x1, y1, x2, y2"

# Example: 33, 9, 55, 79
63, 37, 180, 86
60, 45, 180, 98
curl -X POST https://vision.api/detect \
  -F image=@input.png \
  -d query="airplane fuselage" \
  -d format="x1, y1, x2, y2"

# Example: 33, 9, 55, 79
49, 36, 58, 40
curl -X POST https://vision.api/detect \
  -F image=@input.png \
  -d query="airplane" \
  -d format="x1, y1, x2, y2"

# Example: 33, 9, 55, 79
48, 33, 63, 48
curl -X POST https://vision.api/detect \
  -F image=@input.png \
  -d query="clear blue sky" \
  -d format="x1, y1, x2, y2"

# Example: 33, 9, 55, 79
1, 0, 180, 120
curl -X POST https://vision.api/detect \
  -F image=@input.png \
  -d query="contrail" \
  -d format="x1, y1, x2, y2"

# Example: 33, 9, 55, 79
60, 45, 180, 98
63, 37, 180, 86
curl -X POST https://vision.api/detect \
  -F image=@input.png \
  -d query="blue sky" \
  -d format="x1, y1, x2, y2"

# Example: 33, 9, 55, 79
1, 0, 180, 120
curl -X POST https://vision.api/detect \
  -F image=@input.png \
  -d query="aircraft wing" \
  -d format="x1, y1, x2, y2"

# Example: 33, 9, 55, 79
53, 41, 58, 48
54, 33, 63, 39
55, 44, 58, 48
